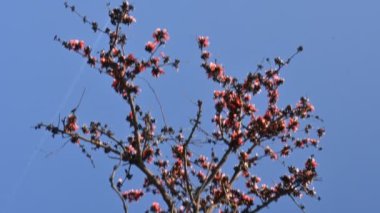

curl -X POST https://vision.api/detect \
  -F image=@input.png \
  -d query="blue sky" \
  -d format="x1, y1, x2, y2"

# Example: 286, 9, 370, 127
1, 0, 379, 212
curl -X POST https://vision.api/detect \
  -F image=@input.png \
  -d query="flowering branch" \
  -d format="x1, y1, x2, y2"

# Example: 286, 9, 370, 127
37, 1, 325, 212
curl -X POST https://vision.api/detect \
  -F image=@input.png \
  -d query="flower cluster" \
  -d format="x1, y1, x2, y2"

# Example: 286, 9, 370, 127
64, 114, 79, 133
122, 189, 144, 202
65, 39, 85, 51
150, 202, 161, 213
198, 36, 209, 49
109, 1, 136, 25
153, 28, 170, 44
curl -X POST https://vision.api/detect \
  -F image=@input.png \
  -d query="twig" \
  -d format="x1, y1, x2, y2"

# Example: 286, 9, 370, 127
183, 100, 202, 208
71, 88, 86, 114
110, 159, 128, 213
289, 194, 306, 213
44, 140, 70, 158
138, 76, 168, 127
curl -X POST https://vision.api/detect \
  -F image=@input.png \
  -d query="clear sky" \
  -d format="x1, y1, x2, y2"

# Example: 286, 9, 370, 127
1, 0, 379, 212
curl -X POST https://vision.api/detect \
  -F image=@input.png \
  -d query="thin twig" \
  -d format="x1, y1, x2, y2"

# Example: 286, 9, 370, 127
183, 100, 202, 208
289, 194, 307, 213
138, 76, 168, 127
110, 159, 128, 213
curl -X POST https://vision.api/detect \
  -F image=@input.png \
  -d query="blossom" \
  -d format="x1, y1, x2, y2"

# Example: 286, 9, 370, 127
125, 145, 137, 155
142, 147, 154, 163
145, 41, 157, 53
64, 114, 79, 133
280, 145, 291, 156
150, 202, 161, 213
197, 155, 209, 169
133, 62, 146, 74
112, 48, 120, 56
209, 62, 217, 72
122, 14, 136, 25
196, 171, 206, 183
241, 194, 254, 206
198, 36, 210, 49
67, 39, 85, 51
123, 53, 136, 67
288, 117, 299, 132
201, 50, 210, 60
150, 57, 160, 66
153, 28, 170, 44
151, 67, 164, 77
206, 62, 224, 79
122, 189, 144, 202
305, 157, 318, 170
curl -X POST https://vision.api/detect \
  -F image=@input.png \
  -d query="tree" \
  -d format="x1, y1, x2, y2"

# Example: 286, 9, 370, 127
36, 1, 325, 212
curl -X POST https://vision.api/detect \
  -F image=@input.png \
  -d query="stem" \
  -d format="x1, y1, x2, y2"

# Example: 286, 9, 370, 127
183, 100, 202, 208
109, 159, 128, 213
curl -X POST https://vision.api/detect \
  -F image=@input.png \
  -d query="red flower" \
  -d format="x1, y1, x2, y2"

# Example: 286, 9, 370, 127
197, 36, 209, 49
125, 145, 137, 155
196, 171, 206, 183
305, 157, 318, 169
68, 39, 85, 51
153, 28, 170, 44
242, 194, 254, 206
112, 48, 120, 56
207, 62, 224, 79
209, 62, 217, 72
197, 155, 209, 169
122, 189, 144, 202
151, 67, 164, 77
150, 202, 161, 213
142, 147, 154, 163
257, 116, 269, 129
124, 54, 136, 66
122, 14, 136, 25
134, 62, 146, 74
201, 50, 210, 60
288, 117, 299, 132
145, 41, 157, 53
280, 145, 291, 156
150, 57, 160, 66
231, 130, 244, 148
64, 114, 79, 133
